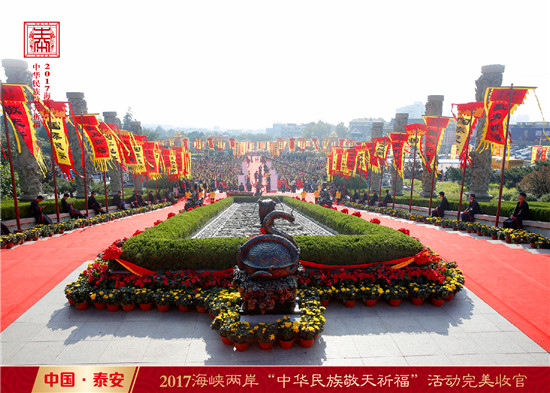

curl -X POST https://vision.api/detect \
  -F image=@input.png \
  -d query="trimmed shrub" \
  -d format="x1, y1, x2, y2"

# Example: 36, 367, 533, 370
119, 196, 424, 271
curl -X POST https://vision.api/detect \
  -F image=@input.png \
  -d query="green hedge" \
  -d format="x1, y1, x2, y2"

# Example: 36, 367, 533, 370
392, 196, 550, 222
119, 196, 424, 271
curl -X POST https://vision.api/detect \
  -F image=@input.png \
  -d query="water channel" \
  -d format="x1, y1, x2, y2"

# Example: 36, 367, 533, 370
191, 202, 338, 238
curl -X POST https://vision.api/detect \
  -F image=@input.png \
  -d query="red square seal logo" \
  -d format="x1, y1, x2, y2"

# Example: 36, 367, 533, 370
24, 21, 60, 58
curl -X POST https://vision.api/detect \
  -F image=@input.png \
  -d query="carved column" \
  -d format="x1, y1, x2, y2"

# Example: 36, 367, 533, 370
390, 113, 408, 196
103, 111, 122, 195
369, 122, 384, 192
66, 92, 94, 198
130, 121, 143, 192
469, 64, 505, 201
2, 58, 43, 200
420, 95, 444, 198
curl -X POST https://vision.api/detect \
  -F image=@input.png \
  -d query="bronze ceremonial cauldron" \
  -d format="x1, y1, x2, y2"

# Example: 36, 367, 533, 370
237, 211, 299, 280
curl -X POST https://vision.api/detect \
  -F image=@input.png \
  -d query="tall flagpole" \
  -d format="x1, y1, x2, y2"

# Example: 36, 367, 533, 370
409, 129, 419, 213
428, 116, 442, 215
46, 108, 61, 223
78, 113, 89, 216
457, 111, 474, 220
103, 171, 109, 213
0, 82, 22, 231
378, 162, 384, 204
495, 84, 514, 227
392, 157, 398, 209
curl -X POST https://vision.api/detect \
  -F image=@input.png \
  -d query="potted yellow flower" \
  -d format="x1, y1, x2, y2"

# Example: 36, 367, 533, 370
227, 321, 254, 351
276, 317, 299, 349
254, 323, 277, 350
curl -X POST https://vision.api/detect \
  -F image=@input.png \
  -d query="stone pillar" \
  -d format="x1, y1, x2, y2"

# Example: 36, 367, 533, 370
390, 113, 408, 196
369, 122, 384, 193
66, 92, 94, 198
103, 111, 122, 195
420, 95, 444, 198
129, 121, 143, 192
2, 59, 43, 200
469, 64, 505, 201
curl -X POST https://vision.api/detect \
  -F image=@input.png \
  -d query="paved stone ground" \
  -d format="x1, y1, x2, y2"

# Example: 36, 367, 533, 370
1, 261, 548, 366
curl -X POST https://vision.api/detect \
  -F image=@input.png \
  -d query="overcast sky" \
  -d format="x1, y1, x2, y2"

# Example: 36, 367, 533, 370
2, 0, 548, 131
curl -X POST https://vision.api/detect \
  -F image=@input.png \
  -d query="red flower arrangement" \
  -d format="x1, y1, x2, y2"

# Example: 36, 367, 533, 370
167, 212, 176, 218
322, 204, 330, 208
153, 219, 163, 226
352, 211, 361, 217
331, 207, 337, 210
398, 228, 410, 236
341, 208, 349, 214
132, 229, 143, 237
103, 245, 123, 260
370, 218, 381, 224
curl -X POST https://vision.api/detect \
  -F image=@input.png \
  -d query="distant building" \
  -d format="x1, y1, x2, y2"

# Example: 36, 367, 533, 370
510, 122, 546, 145
348, 118, 385, 141
396, 101, 425, 119
266, 123, 305, 138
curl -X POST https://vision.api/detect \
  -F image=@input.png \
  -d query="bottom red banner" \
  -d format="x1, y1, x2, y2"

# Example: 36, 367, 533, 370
1, 366, 548, 393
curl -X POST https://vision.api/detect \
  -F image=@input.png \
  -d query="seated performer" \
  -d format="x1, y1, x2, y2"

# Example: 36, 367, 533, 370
88, 191, 105, 215
30, 195, 54, 225
431, 191, 450, 217
368, 192, 378, 206
503, 192, 529, 229
61, 193, 87, 218
461, 193, 480, 222
379, 190, 392, 207
112, 191, 127, 210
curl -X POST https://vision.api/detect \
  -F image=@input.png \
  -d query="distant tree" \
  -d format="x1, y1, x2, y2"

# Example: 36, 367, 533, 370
187, 131, 205, 139
302, 121, 332, 139
122, 107, 133, 130
518, 161, 550, 198
1, 162, 20, 199
335, 122, 349, 138
142, 127, 160, 141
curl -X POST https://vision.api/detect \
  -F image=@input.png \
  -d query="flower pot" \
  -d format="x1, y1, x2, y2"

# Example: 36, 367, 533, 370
505, 237, 512, 243
139, 302, 153, 311
209, 311, 216, 319
94, 302, 106, 310
299, 338, 315, 348
33, 237, 39, 241
234, 342, 249, 352
344, 300, 356, 308
278, 339, 294, 349
68, 298, 76, 306
388, 299, 402, 307
364, 299, 377, 307
122, 304, 135, 312
196, 305, 207, 313
431, 298, 444, 307
5, 242, 13, 249
445, 294, 454, 301
178, 305, 190, 312
491, 235, 498, 240
258, 341, 274, 350
466, 229, 472, 233
75, 302, 89, 311
107, 304, 120, 312
220, 335, 233, 345
320, 299, 330, 307
156, 304, 170, 312
530, 242, 537, 249
410, 297, 424, 306
477, 231, 483, 236
452, 227, 458, 231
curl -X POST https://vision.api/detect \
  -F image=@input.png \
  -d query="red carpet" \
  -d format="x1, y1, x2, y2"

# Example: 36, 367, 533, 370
0, 201, 191, 331
329, 202, 550, 352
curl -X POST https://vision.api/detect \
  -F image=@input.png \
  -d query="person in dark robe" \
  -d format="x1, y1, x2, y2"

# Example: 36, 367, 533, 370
112, 191, 126, 210
353, 190, 360, 203
1, 222, 11, 235
61, 193, 86, 218
30, 195, 53, 224
368, 192, 378, 206
88, 191, 105, 215
503, 192, 529, 229
379, 190, 392, 207
147, 191, 155, 205
362, 191, 368, 204
136, 192, 145, 207
432, 191, 450, 217
461, 193, 480, 222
